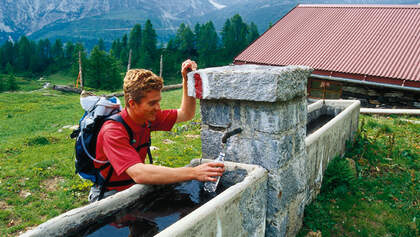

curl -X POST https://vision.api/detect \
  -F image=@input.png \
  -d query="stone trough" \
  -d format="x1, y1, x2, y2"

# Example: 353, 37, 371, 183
22, 160, 267, 237
305, 99, 360, 203
23, 65, 360, 237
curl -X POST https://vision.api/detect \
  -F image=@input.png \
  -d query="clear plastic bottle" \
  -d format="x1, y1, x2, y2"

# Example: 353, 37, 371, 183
203, 128, 242, 193
203, 152, 225, 193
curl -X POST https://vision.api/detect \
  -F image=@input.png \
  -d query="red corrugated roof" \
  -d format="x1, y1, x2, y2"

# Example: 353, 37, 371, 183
234, 4, 420, 85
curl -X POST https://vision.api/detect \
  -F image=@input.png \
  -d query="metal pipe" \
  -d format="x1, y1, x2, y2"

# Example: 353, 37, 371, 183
310, 74, 420, 93
360, 108, 420, 115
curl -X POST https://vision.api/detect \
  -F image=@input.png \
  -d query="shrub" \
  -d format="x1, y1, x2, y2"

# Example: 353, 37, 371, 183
321, 156, 357, 196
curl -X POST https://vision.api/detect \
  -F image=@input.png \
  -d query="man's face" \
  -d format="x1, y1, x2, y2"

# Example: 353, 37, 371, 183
130, 90, 161, 124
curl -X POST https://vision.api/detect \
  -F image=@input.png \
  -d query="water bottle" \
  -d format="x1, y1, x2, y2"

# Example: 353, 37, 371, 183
203, 128, 242, 193
203, 152, 225, 193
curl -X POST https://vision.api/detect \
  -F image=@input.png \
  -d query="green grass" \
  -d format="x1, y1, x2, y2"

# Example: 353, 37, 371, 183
45, 72, 75, 86
298, 114, 420, 237
0, 88, 200, 236
2, 82, 419, 236
0, 74, 44, 92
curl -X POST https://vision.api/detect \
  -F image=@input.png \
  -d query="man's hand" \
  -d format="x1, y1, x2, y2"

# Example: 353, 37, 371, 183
176, 59, 198, 123
126, 161, 225, 185
193, 162, 225, 182
181, 59, 197, 80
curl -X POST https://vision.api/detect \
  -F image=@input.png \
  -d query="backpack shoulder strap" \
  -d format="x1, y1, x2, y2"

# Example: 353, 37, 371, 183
106, 114, 135, 145
106, 114, 153, 164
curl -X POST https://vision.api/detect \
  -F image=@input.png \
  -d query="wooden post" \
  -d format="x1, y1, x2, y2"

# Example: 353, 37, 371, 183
79, 51, 83, 89
76, 51, 83, 89
159, 53, 163, 77
127, 49, 132, 72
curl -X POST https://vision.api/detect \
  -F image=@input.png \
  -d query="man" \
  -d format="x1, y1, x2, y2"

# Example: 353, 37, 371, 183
88, 60, 224, 202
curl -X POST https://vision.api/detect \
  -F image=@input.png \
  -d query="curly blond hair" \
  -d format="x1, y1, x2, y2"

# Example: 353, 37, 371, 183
123, 69, 163, 107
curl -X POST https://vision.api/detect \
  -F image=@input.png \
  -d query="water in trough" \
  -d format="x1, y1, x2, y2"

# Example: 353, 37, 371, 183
306, 114, 335, 135
83, 169, 247, 237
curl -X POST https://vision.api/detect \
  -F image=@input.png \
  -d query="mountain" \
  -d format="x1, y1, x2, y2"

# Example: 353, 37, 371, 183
0, 0, 248, 45
1, 0, 419, 48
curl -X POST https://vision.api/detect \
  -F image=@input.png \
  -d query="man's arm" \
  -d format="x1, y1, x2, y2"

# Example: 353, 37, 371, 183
176, 59, 197, 123
125, 162, 225, 185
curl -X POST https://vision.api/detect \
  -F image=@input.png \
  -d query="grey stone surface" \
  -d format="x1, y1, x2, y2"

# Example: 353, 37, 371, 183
239, 176, 268, 236
24, 160, 268, 237
201, 128, 223, 159
266, 153, 307, 216
305, 100, 360, 203
158, 160, 268, 237
266, 211, 288, 237
200, 100, 231, 128
294, 124, 306, 154
196, 65, 311, 237
243, 101, 297, 134
225, 136, 254, 165
188, 65, 312, 102
220, 168, 248, 187
286, 192, 307, 236
194, 66, 358, 237
298, 97, 307, 125
222, 132, 297, 170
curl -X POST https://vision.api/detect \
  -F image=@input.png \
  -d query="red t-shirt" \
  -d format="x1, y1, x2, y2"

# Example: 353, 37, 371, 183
95, 108, 177, 191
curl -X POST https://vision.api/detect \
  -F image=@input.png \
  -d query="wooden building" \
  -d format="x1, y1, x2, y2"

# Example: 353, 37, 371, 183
234, 4, 420, 108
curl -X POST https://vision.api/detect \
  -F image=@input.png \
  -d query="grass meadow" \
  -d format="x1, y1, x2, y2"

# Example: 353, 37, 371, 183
298, 115, 420, 237
0, 74, 418, 236
0, 82, 201, 235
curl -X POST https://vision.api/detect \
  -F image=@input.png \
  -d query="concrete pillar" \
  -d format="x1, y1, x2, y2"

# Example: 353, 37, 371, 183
188, 64, 313, 236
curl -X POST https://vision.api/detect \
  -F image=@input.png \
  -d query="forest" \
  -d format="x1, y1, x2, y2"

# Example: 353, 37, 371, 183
0, 14, 260, 91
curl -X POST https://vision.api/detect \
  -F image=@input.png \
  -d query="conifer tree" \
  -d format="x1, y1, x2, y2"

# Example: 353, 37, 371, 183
17, 36, 32, 71
129, 24, 142, 67
105, 58, 123, 90
51, 39, 64, 59
50, 39, 64, 72
163, 38, 182, 82
0, 77, 5, 92
120, 34, 129, 66
64, 41, 75, 69
6, 63, 13, 75
37, 39, 51, 72
140, 20, 157, 71
29, 42, 42, 74
86, 45, 121, 90
7, 73, 18, 91
175, 23, 196, 59
197, 21, 218, 67
0, 41, 15, 71
247, 22, 260, 44
110, 39, 122, 59
65, 41, 75, 59
193, 23, 201, 52
6, 63, 18, 91
221, 14, 249, 62
98, 39, 106, 51
86, 46, 106, 89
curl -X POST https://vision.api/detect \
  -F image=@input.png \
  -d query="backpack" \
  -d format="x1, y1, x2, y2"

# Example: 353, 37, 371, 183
70, 94, 153, 192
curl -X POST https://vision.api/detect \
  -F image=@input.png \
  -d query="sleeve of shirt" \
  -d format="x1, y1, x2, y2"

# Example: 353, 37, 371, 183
100, 122, 142, 176
150, 109, 178, 131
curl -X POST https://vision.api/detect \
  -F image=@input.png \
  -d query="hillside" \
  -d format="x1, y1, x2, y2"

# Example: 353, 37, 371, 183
2, 0, 419, 48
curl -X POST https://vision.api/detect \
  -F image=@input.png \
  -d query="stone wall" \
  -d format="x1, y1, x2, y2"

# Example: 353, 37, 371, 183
158, 160, 268, 237
188, 65, 312, 236
305, 100, 360, 203
341, 82, 420, 109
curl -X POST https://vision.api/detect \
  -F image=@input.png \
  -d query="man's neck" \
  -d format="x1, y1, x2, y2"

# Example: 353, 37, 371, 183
126, 107, 146, 126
